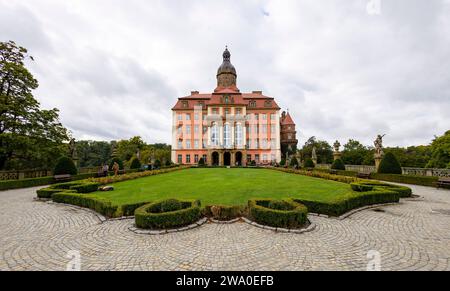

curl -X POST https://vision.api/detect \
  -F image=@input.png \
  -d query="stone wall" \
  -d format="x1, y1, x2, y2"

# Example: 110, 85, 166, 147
316, 164, 450, 177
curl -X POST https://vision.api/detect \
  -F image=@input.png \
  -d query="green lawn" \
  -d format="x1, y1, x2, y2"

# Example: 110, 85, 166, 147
86, 168, 356, 206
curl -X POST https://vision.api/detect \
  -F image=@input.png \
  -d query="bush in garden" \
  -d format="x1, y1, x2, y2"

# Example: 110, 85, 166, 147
130, 158, 141, 169
331, 159, 346, 171
290, 157, 299, 167
304, 158, 315, 168
135, 199, 202, 229
198, 158, 205, 166
378, 152, 402, 174
248, 199, 308, 229
54, 156, 78, 175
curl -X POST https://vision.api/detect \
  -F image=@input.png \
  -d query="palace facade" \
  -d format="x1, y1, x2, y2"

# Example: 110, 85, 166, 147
171, 48, 297, 166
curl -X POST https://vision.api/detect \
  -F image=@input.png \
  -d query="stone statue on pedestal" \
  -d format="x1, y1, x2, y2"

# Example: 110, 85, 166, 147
333, 140, 342, 161
374, 134, 386, 170
312, 147, 318, 165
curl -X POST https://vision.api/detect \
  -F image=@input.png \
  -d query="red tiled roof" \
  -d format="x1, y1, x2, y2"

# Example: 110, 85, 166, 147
172, 91, 280, 110
281, 112, 295, 125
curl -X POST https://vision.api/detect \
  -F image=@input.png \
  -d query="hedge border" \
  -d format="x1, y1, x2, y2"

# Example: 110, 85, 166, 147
135, 199, 202, 230
203, 204, 244, 221
0, 173, 98, 191
351, 181, 412, 198
248, 199, 308, 229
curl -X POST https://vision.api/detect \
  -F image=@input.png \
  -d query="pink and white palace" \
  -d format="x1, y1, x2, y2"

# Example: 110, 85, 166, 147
171, 48, 297, 166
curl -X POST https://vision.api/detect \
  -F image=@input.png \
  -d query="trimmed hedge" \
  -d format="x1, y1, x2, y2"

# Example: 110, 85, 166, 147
69, 182, 100, 194
135, 199, 202, 229
378, 152, 402, 174
304, 158, 315, 168
294, 189, 400, 217
204, 205, 243, 221
370, 173, 438, 187
120, 201, 152, 217
52, 192, 119, 218
331, 159, 346, 171
248, 199, 308, 229
0, 176, 55, 191
37, 188, 74, 199
54, 156, 78, 175
130, 158, 141, 170
352, 181, 412, 198
0, 172, 98, 191
272, 167, 359, 184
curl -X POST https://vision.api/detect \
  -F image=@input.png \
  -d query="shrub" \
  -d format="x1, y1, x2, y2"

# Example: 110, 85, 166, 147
135, 199, 202, 229
267, 200, 294, 211
130, 158, 141, 169
198, 158, 205, 166
69, 182, 100, 194
165, 160, 172, 166
370, 173, 438, 187
353, 181, 412, 198
204, 205, 243, 221
154, 160, 162, 168
294, 189, 400, 217
280, 159, 286, 166
0, 177, 54, 191
304, 158, 315, 168
290, 157, 299, 167
109, 158, 124, 170
248, 199, 308, 229
250, 160, 256, 166
159, 199, 183, 212
37, 188, 67, 199
350, 182, 374, 192
120, 201, 152, 217
52, 192, 119, 218
271, 167, 359, 184
331, 159, 346, 171
54, 156, 78, 175
378, 152, 402, 174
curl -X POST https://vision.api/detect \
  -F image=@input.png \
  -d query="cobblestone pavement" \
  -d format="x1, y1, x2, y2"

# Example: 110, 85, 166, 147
1, 184, 449, 271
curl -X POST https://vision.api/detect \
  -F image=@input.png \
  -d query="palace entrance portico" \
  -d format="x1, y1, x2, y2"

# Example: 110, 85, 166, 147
208, 150, 247, 167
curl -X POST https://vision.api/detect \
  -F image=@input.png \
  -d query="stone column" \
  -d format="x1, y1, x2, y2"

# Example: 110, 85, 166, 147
333, 151, 342, 161
231, 152, 236, 167
219, 152, 224, 166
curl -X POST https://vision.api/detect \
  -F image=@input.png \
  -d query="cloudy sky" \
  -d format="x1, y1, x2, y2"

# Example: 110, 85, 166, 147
1, 0, 449, 147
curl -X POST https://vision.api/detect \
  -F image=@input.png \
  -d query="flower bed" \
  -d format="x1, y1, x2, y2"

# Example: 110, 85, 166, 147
248, 199, 308, 229
135, 199, 202, 229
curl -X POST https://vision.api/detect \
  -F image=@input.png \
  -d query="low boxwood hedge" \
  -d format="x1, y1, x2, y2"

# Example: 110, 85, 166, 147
36, 188, 76, 199
120, 201, 152, 217
204, 205, 243, 221
294, 188, 400, 217
351, 181, 412, 198
370, 173, 438, 187
135, 199, 202, 230
69, 182, 100, 193
52, 192, 119, 218
248, 199, 308, 229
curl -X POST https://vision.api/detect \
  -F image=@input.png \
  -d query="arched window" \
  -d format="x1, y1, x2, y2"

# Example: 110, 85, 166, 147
235, 123, 243, 146
211, 123, 219, 146
224, 123, 231, 148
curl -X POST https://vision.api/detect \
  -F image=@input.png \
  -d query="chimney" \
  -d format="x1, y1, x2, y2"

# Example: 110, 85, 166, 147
191, 91, 199, 95
252, 91, 262, 95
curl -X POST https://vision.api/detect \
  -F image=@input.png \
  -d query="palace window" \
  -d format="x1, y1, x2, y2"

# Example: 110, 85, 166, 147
202, 155, 207, 163
271, 113, 276, 120
186, 140, 191, 149
182, 101, 188, 108
186, 113, 191, 121
177, 126, 182, 134
249, 101, 256, 108
262, 124, 267, 134
235, 123, 243, 146
194, 140, 199, 149
224, 123, 231, 148
194, 125, 199, 134
255, 154, 260, 163
262, 114, 267, 120
271, 125, 276, 134
247, 155, 252, 163
255, 113, 259, 120
225, 108, 230, 115
263, 154, 268, 162
178, 155, 182, 164
177, 140, 183, 149
236, 108, 241, 115
203, 126, 207, 134
255, 139, 259, 148
186, 125, 191, 134
262, 139, 268, 149
178, 114, 182, 121
211, 123, 219, 146
194, 155, 199, 163
271, 139, 277, 149
194, 113, 199, 121
186, 155, 191, 163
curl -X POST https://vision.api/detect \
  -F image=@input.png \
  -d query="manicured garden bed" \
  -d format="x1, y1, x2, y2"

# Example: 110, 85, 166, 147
42, 168, 410, 222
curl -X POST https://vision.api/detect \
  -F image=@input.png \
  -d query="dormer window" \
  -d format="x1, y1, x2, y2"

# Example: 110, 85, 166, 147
182, 101, 188, 108
249, 100, 256, 108
264, 100, 272, 108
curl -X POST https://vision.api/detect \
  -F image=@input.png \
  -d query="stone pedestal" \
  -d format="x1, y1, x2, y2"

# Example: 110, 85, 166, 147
73, 158, 79, 169
333, 152, 342, 161
374, 156, 382, 172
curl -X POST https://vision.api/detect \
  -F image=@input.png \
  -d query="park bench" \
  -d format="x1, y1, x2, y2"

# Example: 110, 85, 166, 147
357, 172, 371, 179
54, 174, 71, 182
436, 177, 450, 189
